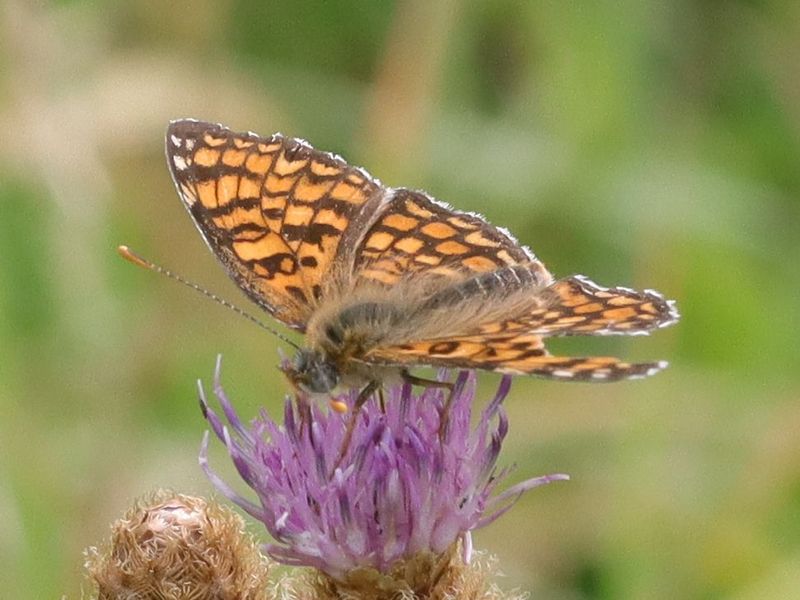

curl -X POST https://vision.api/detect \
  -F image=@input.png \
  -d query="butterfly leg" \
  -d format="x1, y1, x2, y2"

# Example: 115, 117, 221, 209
293, 393, 313, 440
331, 380, 380, 476
400, 370, 455, 439
400, 370, 454, 390
378, 386, 386, 413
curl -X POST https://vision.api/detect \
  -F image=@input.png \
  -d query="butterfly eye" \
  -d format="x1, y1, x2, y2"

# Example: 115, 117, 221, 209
305, 357, 340, 394
325, 324, 344, 346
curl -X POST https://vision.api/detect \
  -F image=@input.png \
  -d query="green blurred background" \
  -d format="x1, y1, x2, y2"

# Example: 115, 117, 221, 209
1, 1, 799, 598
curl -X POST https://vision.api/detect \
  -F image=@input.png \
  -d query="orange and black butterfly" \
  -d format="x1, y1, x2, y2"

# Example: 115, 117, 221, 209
165, 119, 678, 394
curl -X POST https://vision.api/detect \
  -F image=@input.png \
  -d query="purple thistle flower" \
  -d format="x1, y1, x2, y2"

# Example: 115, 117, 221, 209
199, 356, 568, 580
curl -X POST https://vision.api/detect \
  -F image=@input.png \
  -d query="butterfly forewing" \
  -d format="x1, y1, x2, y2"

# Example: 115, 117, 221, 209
166, 119, 383, 330
351, 188, 550, 287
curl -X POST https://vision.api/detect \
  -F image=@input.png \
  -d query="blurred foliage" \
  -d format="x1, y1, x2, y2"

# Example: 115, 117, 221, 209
1, 1, 799, 598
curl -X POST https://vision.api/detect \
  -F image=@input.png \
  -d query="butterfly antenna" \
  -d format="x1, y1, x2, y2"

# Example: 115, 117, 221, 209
117, 245, 301, 350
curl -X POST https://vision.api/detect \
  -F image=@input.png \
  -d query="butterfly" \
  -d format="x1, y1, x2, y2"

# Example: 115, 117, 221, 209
165, 119, 678, 397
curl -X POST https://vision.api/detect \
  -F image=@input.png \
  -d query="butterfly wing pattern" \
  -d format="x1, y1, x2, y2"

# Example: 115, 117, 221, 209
166, 119, 678, 384
365, 276, 675, 381
350, 188, 547, 287
167, 119, 383, 330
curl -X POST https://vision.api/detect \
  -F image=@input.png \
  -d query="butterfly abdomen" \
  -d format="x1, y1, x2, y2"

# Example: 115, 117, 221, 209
421, 264, 550, 311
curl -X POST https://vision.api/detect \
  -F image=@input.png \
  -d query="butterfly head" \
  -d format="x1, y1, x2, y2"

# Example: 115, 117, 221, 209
283, 349, 341, 394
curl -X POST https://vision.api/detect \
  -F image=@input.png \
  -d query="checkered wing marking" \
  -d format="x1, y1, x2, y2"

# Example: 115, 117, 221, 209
361, 274, 677, 381
473, 275, 680, 338
351, 188, 551, 287
167, 120, 382, 330
364, 335, 667, 382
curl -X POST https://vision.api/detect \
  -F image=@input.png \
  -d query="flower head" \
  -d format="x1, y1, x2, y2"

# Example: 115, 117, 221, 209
84, 491, 272, 599
200, 357, 567, 581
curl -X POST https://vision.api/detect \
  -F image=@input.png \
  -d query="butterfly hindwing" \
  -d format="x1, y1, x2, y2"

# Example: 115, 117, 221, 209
364, 334, 667, 382
470, 275, 680, 338
358, 273, 677, 381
